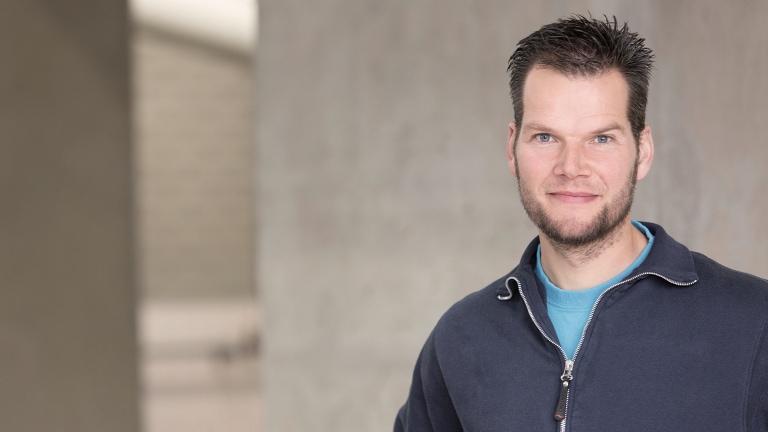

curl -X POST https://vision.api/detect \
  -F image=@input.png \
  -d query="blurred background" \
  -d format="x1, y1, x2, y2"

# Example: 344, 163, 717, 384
132, 0, 260, 431
1, 1, 766, 431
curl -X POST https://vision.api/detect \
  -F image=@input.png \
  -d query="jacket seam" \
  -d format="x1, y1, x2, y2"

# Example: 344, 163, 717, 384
744, 312, 768, 430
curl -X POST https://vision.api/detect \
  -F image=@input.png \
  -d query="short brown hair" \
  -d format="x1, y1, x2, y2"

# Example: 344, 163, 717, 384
507, 15, 654, 142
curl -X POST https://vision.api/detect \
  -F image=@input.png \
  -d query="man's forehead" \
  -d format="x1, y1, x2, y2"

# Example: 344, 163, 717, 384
519, 68, 631, 129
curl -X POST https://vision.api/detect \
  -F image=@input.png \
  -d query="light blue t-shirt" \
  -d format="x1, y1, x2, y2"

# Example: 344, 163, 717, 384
534, 221, 654, 359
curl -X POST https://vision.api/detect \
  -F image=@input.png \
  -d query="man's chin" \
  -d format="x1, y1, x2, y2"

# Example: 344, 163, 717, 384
539, 219, 608, 246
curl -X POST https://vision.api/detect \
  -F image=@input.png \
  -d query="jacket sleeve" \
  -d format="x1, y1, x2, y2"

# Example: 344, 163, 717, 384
394, 330, 463, 432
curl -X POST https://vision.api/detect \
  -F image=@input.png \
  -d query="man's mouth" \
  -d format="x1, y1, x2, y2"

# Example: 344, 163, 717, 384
548, 191, 599, 204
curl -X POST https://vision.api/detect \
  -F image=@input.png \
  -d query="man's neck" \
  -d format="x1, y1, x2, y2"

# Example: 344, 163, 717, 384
538, 219, 649, 291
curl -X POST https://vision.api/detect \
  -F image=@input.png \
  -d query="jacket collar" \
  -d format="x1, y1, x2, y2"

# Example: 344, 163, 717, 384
635, 222, 699, 284
497, 222, 699, 300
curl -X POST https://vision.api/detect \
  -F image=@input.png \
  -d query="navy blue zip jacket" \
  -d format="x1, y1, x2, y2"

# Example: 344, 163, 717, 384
395, 223, 768, 431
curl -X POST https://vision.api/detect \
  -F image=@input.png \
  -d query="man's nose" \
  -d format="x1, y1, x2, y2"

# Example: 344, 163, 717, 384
553, 144, 590, 178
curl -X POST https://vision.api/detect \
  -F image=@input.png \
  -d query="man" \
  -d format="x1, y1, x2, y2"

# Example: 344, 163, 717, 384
395, 15, 768, 431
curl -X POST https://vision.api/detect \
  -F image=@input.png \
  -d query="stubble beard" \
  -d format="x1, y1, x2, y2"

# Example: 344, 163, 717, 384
516, 158, 639, 262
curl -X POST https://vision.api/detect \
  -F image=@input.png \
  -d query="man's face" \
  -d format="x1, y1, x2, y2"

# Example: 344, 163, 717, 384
507, 68, 653, 246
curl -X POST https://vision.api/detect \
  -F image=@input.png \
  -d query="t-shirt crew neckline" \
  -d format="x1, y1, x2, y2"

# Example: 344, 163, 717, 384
535, 220, 655, 358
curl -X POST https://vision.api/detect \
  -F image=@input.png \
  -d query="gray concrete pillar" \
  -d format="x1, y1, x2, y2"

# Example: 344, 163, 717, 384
0, 1, 138, 431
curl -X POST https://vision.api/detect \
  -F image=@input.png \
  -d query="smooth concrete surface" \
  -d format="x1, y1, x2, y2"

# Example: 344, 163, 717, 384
640, 3, 768, 272
132, 17, 260, 432
257, 1, 768, 431
0, 1, 138, 431
133, 26, 256, 300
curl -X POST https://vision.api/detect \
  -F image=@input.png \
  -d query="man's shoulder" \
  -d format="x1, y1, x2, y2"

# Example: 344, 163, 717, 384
691, 251, 768, 285
645, 222, 768, 293
432, 270, 519, 335
690, 251, 768, 302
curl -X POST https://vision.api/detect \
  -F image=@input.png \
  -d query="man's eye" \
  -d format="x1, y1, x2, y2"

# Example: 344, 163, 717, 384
596, 135, 610, 144
536, 134, 552, 143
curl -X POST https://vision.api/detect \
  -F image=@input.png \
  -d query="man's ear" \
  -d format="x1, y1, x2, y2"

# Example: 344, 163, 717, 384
507, 123, 518, 177
636, 125, 654, 181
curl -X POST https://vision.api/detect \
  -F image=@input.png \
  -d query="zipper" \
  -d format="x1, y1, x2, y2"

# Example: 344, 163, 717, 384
507, 272, 696, 432
509, 276, 571, 432
554, 359, 573, 421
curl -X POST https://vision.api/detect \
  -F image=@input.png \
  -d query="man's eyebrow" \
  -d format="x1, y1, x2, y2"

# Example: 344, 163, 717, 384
521, 122, 628, 134
590, 123, 626, 135
520, 122, 554, 132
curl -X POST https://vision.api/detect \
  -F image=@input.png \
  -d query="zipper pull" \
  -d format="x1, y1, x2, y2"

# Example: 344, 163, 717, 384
554, 360, 574, 421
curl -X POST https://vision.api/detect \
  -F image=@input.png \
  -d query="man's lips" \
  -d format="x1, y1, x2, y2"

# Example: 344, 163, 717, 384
547, 191, 599, 204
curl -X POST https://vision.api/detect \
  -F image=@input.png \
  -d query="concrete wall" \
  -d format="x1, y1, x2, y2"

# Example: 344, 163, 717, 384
132, 18, 258, 432
0, 1, 138, 431
133, 27, 255, 300
257, 1, 768, 431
